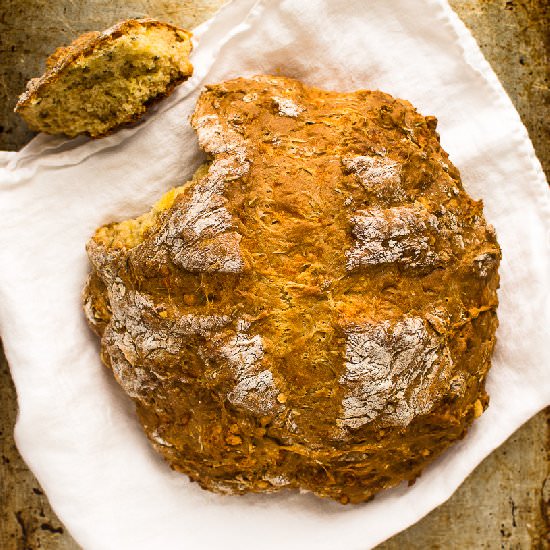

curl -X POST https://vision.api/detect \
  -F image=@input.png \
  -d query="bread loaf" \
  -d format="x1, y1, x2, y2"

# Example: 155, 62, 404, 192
83, 75, 501, 504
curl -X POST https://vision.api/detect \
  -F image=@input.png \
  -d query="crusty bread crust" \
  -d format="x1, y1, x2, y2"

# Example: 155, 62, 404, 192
15, 18, 193, 138
84, 75, 501, 504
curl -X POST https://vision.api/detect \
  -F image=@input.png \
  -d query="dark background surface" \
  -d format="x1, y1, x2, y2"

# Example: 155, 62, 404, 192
0, 1, 548, 548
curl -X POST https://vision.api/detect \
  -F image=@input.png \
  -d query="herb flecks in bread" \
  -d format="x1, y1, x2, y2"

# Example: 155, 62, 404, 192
83, 75, 501, 504
15, 19, 193, 138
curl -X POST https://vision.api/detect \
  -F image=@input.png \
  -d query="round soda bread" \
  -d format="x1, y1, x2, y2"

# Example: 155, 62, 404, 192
83, 75, 501, 504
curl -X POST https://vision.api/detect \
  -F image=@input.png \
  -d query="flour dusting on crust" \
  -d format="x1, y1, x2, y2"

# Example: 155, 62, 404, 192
100, 283, 232, 400
473, 251, 499, 278
242, 92, 258, 103
151, 429, 174, 447
346, 205, 440, 270
342, 155, 404, 200
153, 114, 248, 273
338, 316, 454, 429
263, 474, 291, 488
220, 320, 280, 415
272, 96, 304, 117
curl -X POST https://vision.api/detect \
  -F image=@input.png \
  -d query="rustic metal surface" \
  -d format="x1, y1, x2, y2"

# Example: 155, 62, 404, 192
0, 0, 548, 548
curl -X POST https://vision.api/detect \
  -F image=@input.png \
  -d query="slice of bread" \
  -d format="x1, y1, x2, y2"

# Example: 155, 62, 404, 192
15, 19, 193, 138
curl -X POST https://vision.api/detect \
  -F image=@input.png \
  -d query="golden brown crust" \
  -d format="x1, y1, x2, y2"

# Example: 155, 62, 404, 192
14, 18, 193, 137
44, 31, 102, 70
84, 75, 501, 504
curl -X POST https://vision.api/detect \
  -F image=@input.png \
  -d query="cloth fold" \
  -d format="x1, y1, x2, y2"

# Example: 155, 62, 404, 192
0, 1, 548, 548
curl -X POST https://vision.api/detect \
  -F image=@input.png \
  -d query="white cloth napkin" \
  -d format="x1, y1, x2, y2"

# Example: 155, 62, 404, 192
1, 0, 548, 548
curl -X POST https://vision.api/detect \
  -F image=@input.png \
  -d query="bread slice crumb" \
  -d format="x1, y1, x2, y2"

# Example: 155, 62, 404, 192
15, 18, 193, 138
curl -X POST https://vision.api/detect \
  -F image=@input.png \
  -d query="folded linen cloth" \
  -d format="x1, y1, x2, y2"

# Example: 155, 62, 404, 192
0, 0, 548, 548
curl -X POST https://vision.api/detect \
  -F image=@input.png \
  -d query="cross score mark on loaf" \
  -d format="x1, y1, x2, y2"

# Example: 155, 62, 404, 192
339, 316, 454, 429
184, 102, 458, 428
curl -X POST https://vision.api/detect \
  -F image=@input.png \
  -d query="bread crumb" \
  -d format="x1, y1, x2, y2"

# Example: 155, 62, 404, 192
473, 399, 484, 418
